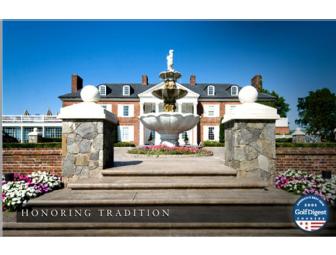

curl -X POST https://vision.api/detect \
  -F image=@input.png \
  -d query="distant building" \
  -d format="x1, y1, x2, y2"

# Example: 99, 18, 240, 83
2, 110, 62, 143
275, 117, 290, 135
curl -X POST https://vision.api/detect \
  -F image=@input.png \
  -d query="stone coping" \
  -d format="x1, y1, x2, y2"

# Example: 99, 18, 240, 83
276, 147, 336, 155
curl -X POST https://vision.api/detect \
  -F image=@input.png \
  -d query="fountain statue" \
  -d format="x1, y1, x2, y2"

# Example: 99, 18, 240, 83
139, 50, 200, 147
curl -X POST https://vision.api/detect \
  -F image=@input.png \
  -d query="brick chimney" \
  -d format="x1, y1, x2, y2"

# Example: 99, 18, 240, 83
190, 74, 196, 87
251, 74, 263, 92
71, 74, 83, 93
141, 74, 148, 86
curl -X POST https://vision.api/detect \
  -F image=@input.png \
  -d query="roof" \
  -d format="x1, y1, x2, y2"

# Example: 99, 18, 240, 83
59, 83, 275, 101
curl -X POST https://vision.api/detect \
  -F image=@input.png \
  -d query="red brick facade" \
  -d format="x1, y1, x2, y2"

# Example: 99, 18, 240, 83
276, 147, 336, 174
276, 126, 290, 135
2, 148, 62, 175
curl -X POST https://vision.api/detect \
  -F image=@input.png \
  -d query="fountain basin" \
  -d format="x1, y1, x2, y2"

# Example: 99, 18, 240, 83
140, 112, 200, 147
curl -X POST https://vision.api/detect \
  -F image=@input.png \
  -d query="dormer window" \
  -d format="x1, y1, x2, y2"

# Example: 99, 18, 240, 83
207, 85, 215, 96
98, 85, 106, 96
231, 86, 239, 96
123, 85, 130, 96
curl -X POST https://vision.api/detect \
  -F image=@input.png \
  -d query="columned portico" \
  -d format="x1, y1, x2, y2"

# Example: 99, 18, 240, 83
138, 82, 200, 146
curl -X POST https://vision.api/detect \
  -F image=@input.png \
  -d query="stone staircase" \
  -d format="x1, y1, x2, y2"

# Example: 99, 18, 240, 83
3, 156, 336, 236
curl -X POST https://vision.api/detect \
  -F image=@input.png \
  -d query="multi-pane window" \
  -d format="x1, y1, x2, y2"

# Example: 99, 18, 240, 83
208, 127, 215, 140
207, 85, 215, 96
182, 103, 194, 113
123, 105, 129, 117
144, 103, 156, 113
123, 85, 130, 96
121, 127, 129, 141
208, 105, 215, 117
45, 127, 62, 138
3, 127, 21, 142
158, 103, 164, 112
231, 86, 239, 96
98, 85, 106, 96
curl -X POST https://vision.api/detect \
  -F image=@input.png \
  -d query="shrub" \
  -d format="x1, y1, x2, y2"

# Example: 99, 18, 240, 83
128, 145, 213, 156
202, 140, 224, 147
275, 169, 336, 206
114, 141, 136, 147
41, 137, 62, 143
276, 138, 292, 143
2, 171, 63, 211
3, 142, 61, 148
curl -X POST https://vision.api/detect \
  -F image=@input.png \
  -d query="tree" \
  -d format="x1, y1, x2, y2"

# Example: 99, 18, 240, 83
260, 88, 290, 117
296, 88, 336, 141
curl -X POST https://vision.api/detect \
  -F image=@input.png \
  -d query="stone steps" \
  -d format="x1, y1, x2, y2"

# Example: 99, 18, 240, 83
5, 228, 331, 237
4, 188, 336, 236
67, 176, 267, 190
102, 168, 237, 176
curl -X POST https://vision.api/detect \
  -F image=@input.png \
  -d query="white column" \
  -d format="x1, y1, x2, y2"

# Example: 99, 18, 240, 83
42, 126, 45, 138
193, 102, 198, 145
155, 102, 159, 113
193, 102, 197, 114
140, 102, 144, 115
20, 126, 24, 143
178, 102, 182, 113
139, 102, 144, 145
193, 125, 198, 146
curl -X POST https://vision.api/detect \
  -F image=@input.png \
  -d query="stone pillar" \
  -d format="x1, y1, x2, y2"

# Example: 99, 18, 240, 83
224, 120, 276, 181
58, 85, 117, 178
222, 85, 279, 183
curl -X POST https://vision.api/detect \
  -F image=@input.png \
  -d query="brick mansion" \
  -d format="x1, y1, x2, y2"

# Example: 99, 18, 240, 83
59, 74, 289, 146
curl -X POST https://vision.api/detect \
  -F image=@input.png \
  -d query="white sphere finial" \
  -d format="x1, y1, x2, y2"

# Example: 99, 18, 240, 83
238, 85, 258, 104
80, 85, 100, 102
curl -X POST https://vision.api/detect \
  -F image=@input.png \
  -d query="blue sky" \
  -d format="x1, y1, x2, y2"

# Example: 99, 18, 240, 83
3, 21, 336, 129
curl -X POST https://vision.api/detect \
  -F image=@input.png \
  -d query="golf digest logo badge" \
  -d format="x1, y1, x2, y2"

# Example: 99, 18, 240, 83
293, 195, 328, 232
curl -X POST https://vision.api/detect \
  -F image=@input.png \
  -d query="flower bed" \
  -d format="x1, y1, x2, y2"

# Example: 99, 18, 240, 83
2, 171, 63, 211
275, 169, 336, 206
128, 145, 213, 156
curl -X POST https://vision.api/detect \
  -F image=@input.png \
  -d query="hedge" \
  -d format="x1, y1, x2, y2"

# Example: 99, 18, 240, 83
3, 142, 62, 148
114, 141, 136, 147
202, 140, 225, 147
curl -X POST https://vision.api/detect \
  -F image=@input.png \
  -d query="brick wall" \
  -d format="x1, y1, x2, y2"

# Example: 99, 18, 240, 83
276, 126, 290, 135
3, 148, 62, 175
276, 147, 336, 174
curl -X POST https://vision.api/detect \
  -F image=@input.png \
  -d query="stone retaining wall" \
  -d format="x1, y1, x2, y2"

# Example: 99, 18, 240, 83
2, 148, 62, 175
276, 147, 336, 174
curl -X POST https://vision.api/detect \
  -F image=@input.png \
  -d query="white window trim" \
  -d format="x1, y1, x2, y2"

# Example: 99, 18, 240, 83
203, 125, 219, 142
98, 85, 107, 96
207, 85, 215, 96
231, 86, 239, 96
118, 125, 134, 142
118, 104, 134, 117
123, 85, 131, 96
204, 104, 220, 117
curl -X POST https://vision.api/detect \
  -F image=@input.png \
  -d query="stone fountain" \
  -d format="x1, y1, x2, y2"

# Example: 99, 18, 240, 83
140, 50, 200, 147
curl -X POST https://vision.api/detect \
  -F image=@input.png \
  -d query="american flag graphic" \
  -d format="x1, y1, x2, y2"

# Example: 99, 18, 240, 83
296, 218, 326, 231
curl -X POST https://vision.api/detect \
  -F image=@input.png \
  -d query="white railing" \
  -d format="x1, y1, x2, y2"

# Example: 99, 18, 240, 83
2, 115, 61, 123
